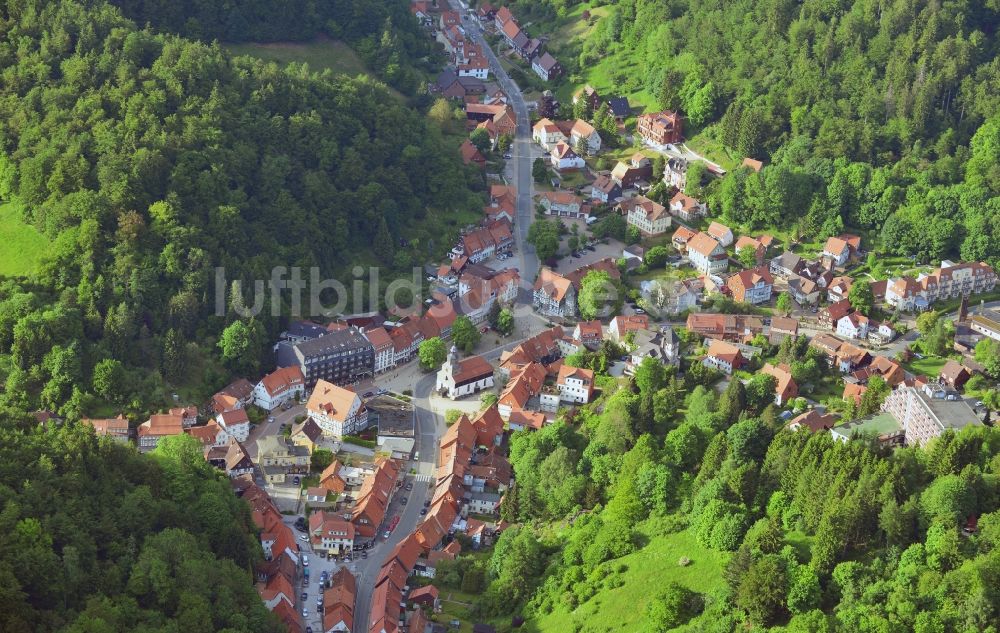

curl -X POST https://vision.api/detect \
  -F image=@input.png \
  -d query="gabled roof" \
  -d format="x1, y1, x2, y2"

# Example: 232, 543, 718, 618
706, 339, 742, 363
533, 268, 573, 302
686, 232, 724, 257
307, 380, 360, 423
535, 52, 559, 72
707, 221, 732, 241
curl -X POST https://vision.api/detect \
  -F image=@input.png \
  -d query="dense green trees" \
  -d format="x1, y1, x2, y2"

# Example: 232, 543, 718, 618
109, 0, 436, 94
0, 422, 277, 633
0, 0, 481, 417
418, 337, 447, 370
480, 337, 1000, 630
575, 0, 1000, 267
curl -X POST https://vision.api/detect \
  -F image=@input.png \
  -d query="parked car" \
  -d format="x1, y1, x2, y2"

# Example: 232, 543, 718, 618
302, 608, 308, 618
383, 530, 391, 539
420, 508, 427, 515
362, 550, 368, 559
267, 416, 275, 423
298, 534, 308, 542
363, 391, 375, 398
293, 476, 301, 485
301, 592, 307, 601
302, 555, 309, 567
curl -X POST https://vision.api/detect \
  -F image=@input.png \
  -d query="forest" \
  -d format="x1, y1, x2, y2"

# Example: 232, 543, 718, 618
105, 0, 439, 94
0, 420, 280, 633
0, 0, 482, 419
442, 359, 1000, 632
538, 0, 1000, 265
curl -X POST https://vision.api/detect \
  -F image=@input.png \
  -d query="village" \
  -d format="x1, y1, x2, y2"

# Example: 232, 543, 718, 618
73, 2, 1000, 633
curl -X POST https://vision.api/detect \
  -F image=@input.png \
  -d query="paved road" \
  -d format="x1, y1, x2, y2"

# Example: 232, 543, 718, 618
462, 6, 539, 287
353, 372, 442, 632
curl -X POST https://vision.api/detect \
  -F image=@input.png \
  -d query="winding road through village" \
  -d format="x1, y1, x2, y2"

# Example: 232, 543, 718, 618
352, 5, 540, 630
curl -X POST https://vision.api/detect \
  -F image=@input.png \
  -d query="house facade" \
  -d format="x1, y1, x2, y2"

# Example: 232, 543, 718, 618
728, 267, 773, 304
253, 366, 305, 411
557, 366, 594, 404
637, 110, 683, 145
538, 191, 584, 217
533, 268, 577, 317
687, 232, 728, 275
623, 196, 672, 236
306, 380, 368, 437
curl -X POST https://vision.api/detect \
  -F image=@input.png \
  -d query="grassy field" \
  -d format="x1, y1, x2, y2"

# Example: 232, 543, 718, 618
528, 527, 729, 632
901, 355, 949, 378
227, 37, 366, 74
0, 201, 47, 278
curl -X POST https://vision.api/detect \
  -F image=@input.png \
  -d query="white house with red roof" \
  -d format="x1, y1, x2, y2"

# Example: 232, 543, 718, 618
253, 366, 305, 411
216, 407, 251, 443
557, 365, 595, 404
363, 326, 395, 374
309, 510, 355, 556
306, 380, 367, 437
550, 142, 585, 171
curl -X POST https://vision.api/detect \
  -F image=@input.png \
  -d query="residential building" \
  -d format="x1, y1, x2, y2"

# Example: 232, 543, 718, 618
352, 457, 400, 540
787, 410, 839, 433
567, 118, 601, 154
686, 313, 765, 341
883, 385, 982, 447
572, 84, 602, 111
137, 412, 184, 452
760, 363, 798, 406
322, 568, 356, 633
253, 366, 305, 411
641, 278, 702, 315
256, 435, 310, 483
531, 52, 562, 81
436, 347, 495, 399
627, 327, 681, 369
827, 276, 853, 303
741, 157, 763, 172
787, 274, 820, 305
610, 156, 652, 188
573, 320, 604, 348
734, 236, 767, 265
531, 118, 566, 150
668, 191, 707, 221
306, 380, 368, 438
607, 95, 631, 119
664, 156, 688, 188
672, 225, 696, 252
686, 232, 728, 275
274, 327, 374, 387
706, 221, 734, 247
822, 235, 858, 267
211, 378, 255, 414
819, 299, 854, 330
550, 142, 585, 171
363, 327, 395, 374
533, 268, 576, 317
590, 173, 622, 203
609, 314, 650, 341
459, 140, 486, 168
727, 266, 773, 304
886, 261, 997, 311
216, 408, 251, 443
703, 340, 745, 374
836, 313, 871, 340
770, 252, 804, 278
637, 110, 683, 145
309, 511, 355, 556
289, 417, 323, 453
868, 321, 896, 345
768, 317, 799, 345
938, 360, 972, 390
461, 227, 497, 263
538, 191, 584, 217
623, 195, 672, 236
82, 415, 129, 442
557, 365, 595, 404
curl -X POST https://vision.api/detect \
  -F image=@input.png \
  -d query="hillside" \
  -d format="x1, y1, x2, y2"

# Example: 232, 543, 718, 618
454, 372, 1000, 633
503, 0, 1000, 266
0, 0, 483, 418
0, 422, 278, 633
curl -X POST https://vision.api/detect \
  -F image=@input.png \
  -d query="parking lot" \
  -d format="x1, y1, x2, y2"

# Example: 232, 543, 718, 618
558, 235, 626, 271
